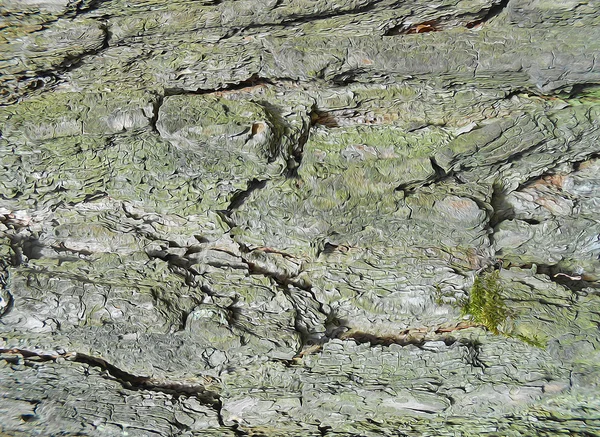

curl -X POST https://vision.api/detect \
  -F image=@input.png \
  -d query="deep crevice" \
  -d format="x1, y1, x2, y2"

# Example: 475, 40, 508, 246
289, 115, 312, 178
489, 183, 514, 229
224, 179, 267, 213
51, 21, 111, 73
465, 0, 510, 29
430, 156, 447, 180
329, 70, 370, 86
565, 83, 600, 100
284, 101, 317, 178
334, 322, 477, 349
162, 74, 274, 97
385, 20, 440, 36
534, 264, 599, 292
318, 424, 333, 436
254, 99, 294, 168
59, 0, 112, 19
395, 157, 454, 195
519, 218, 541, 225
457, 338, 487, 370
236, 0, 386, 32
149, 93, 164, 134
0, 348, 222, 409
310, 109, 340, 128
384, 0, 510, 36
1, 22, 111, 105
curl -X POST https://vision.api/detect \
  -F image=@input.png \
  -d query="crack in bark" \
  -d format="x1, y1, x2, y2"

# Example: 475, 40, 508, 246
238, 247, 334, 354
161, 74, 274, 98
457, 338, 488, 370
465, 0, 510, 29
215, 179, 268, 230
384, 0, 509, 36
0, 348, 222, 409
224, 179, 268, 214
509, 262, 599, 293
567, 83, 600, 99
69, 0, 111, 17
336, 322, 478, 348
102, 0, 385, 45
278, 321, 488, 364
395, 157, 459, 195
512, 152, 600, 193
235, 0, 387, 33
0, 260, 13, 319
2, 22, 112, 105
149, 93, 164, 135
142, 219, 333, 357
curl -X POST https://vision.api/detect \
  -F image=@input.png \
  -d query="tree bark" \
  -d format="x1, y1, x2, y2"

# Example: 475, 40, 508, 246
1, 0, 599, 435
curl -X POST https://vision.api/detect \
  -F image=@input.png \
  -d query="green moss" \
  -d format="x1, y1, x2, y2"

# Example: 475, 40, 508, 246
462, 271, 548, 348
462, 271, 509, 335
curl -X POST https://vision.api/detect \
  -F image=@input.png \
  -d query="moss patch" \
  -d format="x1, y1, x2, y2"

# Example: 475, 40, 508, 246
462, 271, 509, 335
462, 271, 549, 348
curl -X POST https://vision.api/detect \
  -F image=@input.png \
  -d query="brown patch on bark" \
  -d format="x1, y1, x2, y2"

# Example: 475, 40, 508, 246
543, 174, 567, 189
252, 122, 267, 135
406, 21, 439, 34
311, 110, 339, 128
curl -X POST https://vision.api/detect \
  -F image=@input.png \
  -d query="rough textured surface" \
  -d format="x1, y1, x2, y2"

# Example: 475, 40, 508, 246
1, 0, 599, 435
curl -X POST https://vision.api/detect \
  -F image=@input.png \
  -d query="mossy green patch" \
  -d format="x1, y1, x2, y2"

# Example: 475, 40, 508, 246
462, 270, 549, 348
462, 270, 509, 335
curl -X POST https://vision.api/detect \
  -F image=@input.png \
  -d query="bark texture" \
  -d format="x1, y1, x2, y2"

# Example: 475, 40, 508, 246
1, 0, 600, 435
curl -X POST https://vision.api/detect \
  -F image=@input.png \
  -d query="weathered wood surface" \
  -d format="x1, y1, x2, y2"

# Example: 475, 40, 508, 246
1, 0, 599, 435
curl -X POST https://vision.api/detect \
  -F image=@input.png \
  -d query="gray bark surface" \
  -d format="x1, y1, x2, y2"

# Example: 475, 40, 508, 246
1, 0, 599, 435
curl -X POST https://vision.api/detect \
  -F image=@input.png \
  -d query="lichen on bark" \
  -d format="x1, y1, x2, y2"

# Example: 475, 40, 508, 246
1, 0, 600, 435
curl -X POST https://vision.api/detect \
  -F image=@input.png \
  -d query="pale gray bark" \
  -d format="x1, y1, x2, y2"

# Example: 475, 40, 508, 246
1, 0, 599, 435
